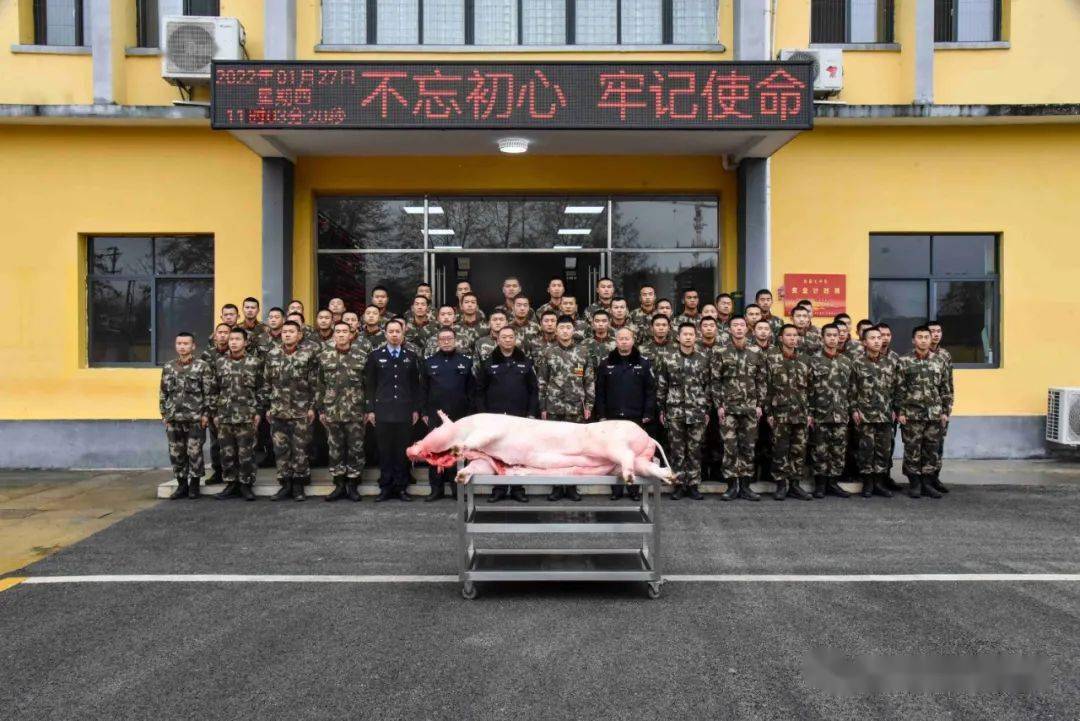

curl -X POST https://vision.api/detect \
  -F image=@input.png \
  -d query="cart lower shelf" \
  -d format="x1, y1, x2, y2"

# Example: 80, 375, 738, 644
460, 548, 663, 599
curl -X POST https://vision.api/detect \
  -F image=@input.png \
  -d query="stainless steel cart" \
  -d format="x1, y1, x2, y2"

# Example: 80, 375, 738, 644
457, 473, 664, 599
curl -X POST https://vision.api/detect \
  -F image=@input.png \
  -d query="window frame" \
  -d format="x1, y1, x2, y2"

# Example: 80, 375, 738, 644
320, 0, 719, 47
810, 0, 895, 45
33, 0, 85, 47
868, 232, 1001, 369
86, 235, 215, 368
934, 0, 1002, 43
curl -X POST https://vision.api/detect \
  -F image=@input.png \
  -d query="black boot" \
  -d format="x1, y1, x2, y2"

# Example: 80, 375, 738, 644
449, 483, 458, 501
270, 478, 292, 501
547, 485, 565, 502
826, 476, 851, 498
168, 479, 189, 500
788, 481, 812, 501
375, 487, 395, 502
509, 486, 529, 503
628, 485, 642, 502
565, 485, 582, 502
187, 477, 201, 499
326, 477, 348, 502
204, 470, 223, 486
907, 474, 922, 499
927, 473, 949, 494
292, 478, 307, 501
609, 485, 625, 501
873, 473, 893, 498
215, 481, 241, 500
487, 486, 508, 503
347, 479, 362, 502
813, 476, 826, 499
719, 478, 738, 501
860, 474, 874, 498
921, 474, 943, 499
670, 484, 685, 500
739, 477, 761, 501
881, 474, 902, 491
688, 484, 704, 501
240, 482, 256, 501
425, 484, 445, 502
773, 479, 788, 501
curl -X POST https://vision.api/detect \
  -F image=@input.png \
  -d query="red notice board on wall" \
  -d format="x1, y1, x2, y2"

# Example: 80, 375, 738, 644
782, 274, 847, 316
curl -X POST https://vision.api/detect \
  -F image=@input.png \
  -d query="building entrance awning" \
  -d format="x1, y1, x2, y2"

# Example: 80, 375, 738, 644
212, 60, 813, 162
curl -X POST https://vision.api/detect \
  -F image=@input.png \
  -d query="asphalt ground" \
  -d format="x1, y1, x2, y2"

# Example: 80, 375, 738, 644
3, 480, 1080, 719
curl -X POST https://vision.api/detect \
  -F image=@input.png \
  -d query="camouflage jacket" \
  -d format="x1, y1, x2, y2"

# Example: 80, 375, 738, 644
455, 309, 486, 323
931, 345, 955, 396
263, 344, 319, 419
256, 331, 284, 357
582, 334, 617, 369
200, 344, 229, 367
536, 342, 595, 416
357, 328, 386, 353
584, 301, 613, 321
508, 320, 541, 350
608, 318, 638, 339
629, 306, 660, 332
316, 344, 368, 422
807, 351, 854, 424
159, 358, 214, 421
656, 348, 712, 420
422, 326, 473, 358
711, 343, 767, 416
672, 312, 702, 330
639, 338, 678, 371
473, 335, 501, 363
492, 304, 536, 324
535, 300, 563, 319
238, 320, 267, 342
797, 325, 823, 356
404, 319, 437, 356
849, 352, 897, 423
765, 350, 811, 424
452, 320, 485, 354
894, 351, 953, 419
695, 337, 727, 357
762, 314, 784, 337
211, 352, 265, 424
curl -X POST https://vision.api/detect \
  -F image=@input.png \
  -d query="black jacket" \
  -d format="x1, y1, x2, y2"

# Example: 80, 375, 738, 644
364, 345, 421, 423
594, 347, 656, 422
475, 347, 539, 418
420, 350, 474, 420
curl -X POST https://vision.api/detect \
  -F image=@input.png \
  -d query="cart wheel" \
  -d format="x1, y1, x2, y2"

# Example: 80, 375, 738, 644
647, 583, 663, 599
462, 583, 478, 600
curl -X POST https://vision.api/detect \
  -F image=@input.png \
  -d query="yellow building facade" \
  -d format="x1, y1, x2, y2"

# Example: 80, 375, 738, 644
0, 0, 1077, 466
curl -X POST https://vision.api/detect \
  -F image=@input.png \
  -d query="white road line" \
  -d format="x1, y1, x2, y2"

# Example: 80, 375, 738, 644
17, 573, 1080, 585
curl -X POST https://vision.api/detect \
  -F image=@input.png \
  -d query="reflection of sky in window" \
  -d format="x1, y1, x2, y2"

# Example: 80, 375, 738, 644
613, 200, 718, 248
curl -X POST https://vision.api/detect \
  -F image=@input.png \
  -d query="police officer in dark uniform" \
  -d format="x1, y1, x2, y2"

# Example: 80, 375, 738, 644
419, 327, 474, 502
475, 326, 540, 503
594, 326, 657, 501
364, 318, 421, 502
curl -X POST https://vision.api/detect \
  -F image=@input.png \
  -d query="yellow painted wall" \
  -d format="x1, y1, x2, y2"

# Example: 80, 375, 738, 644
770, 124, 1080, 417
291, 155, 738, 308
0, 126, 262, 420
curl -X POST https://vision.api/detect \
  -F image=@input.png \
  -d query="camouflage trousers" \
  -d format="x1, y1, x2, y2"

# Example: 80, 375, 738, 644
218, 422, 257, 485
207, 423, 222, 474
901, 420, 945, 476
666, 416, 706, 486
754, 417, 772, 481
271, 418, 313, 482
165, 421, 205, 482
325, 421, 366, 479
771, 422, 808, 483
722, 414, 759, 479
546, 412, 585, 423
810, 422, 848, 477
856, 422, 893, 475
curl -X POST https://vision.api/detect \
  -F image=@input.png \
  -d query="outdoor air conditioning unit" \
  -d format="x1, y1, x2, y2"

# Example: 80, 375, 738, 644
778, 48, 843, 97
1047, 388, 1080, 446
162, 16, 244, 83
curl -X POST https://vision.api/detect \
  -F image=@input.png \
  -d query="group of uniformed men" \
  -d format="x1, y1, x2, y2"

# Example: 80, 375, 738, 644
159, 277, 954, 504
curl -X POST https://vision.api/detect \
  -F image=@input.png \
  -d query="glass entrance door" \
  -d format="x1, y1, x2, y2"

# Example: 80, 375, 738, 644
431, 252, 605, 313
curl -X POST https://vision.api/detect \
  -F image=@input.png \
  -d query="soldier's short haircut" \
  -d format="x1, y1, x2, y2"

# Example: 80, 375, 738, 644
413, 295, 430, 305
650, 314, 670, 326
287, 312, 305, 323
611, 295, 628, 306
755, 288, 772, 300
597, 276, 613, 285
716, 292, 733, 302
861, 325, 880, 340
657, 298, 673, 307
333, 321, 351, 331
385, 318, 405, 331
460, 292, 478, 303
927, 320, 943, 331
417, 282, 432, 289
215, 322, 232, 331
700, 316, 717, 326
489, 309, 507, 320
548, 276, 565, 285
834, 312, 851, 322
754, 319, 772, 329
229, 327, 248, 339
556, 314, 576, 326
342, 311, 359, 321
743, 303, 762, 313
176, 332, 194, 340
682, 287, 698, 297
437, 326, 456, 337
834, 320, 848, 330
540, 309, 558, 320
822, 323, 840, 335
317, 309, 332, 317
438, 304, 456, 313
371, 285, 389, 296
876, 321, 891, 331
282, 321, 301, 331
591, 309, 610, 320
729, 316, 747, 326
639, 283, 655, 292
792, 306, 810, 317
364, 304, 380, 313
268, 306, 285, 317
856, 319, 873, 331
677, 322, 697, 334
289, 299, 304, 308
513, 295, 530, 305
221, 303, 238, 313
912, 324, 931, 338
796, 299, 813, 309
243, 296, 259, 307
780, 323, 799, 334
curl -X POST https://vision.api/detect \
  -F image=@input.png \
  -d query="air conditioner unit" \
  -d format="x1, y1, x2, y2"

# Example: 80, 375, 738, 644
778, 48, 843, 97
162, 16, 244, 83
1047, 387, 1080, 446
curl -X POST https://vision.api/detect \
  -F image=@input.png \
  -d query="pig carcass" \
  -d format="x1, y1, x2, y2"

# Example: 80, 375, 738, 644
406, 412, 673, 484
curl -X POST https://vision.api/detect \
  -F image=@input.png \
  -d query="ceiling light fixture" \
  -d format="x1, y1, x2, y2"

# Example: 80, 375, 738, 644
426, 229, 455, 235
563, 206, 605, 214
557, 229, 592, 235
497, 137, 530, 154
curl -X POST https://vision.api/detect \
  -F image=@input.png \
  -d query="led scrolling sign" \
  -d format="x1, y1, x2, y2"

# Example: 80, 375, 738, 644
211, 61, 813, 131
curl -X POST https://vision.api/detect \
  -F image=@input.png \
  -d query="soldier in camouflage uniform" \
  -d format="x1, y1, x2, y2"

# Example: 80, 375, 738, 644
424, 305, 469, 357
850, 325, 897, 499
877, 322, 904, 490
558, 296, 590, 343
256, 307, 286, 357
754, 289, 785, 338
927, 321, 954, 495
264, 321, 319, 501
608, 297, 638, 340
750, 318, 776, 484
537, 317, 596, 501
533, 310, 560, 356
210, 328, 264, 501
314, 309, 336, 347
895, 325, 953, 499
696, 316, 725, 482
473, 310, 512, 364
583, 277, 615, 321
657, 322, 712, 500
455, 284, 486, 323
206, 303, 239, 347
404, 295, 436, 356
791, 306, 822, 356
508, 296, 541, 358
765, 325, 813, 501
535, 277, 566, 320
629, 285, 658, 331
200, 322, 232, 485
370, 286, 394, 328
358, 305, 386, 353
159, 332, 214, 500
317, 321, 369, 502
582, 309, 617, 369
239, 296, 268, 348
712, 317, 767, 501
454, 292, 486, 352
808, 324, 856, 499
639, 315, 678, 370
673, 288, 702, 329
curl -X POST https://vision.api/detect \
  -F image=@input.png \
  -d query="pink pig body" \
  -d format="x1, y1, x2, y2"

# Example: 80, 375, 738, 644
406, 413, 673, 484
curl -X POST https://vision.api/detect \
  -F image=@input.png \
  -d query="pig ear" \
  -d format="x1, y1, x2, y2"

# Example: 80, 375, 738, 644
437, 410, 452, 425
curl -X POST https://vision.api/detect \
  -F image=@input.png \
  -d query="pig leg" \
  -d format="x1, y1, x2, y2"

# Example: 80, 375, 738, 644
634, 456, 675, 485
455, 458, 497, 485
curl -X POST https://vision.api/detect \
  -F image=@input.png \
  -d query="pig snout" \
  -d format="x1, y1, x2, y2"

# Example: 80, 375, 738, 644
406, 443, 424, 461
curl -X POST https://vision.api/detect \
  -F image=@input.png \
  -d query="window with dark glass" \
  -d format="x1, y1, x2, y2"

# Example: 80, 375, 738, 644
136, 0, 220, 48
321, 0, 718, 45
34, 0, 88, 46
934, 0, 1001, 42
87, 236, 214, 366
869, 233, 999, 366
184, 0, 220, 14
811, 0, 894, 44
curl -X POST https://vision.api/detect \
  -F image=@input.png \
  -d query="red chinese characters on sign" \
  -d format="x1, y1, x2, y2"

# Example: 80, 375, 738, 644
782, 274, 847, 316
597, 71, 648, 120
756, 69, 806, 122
